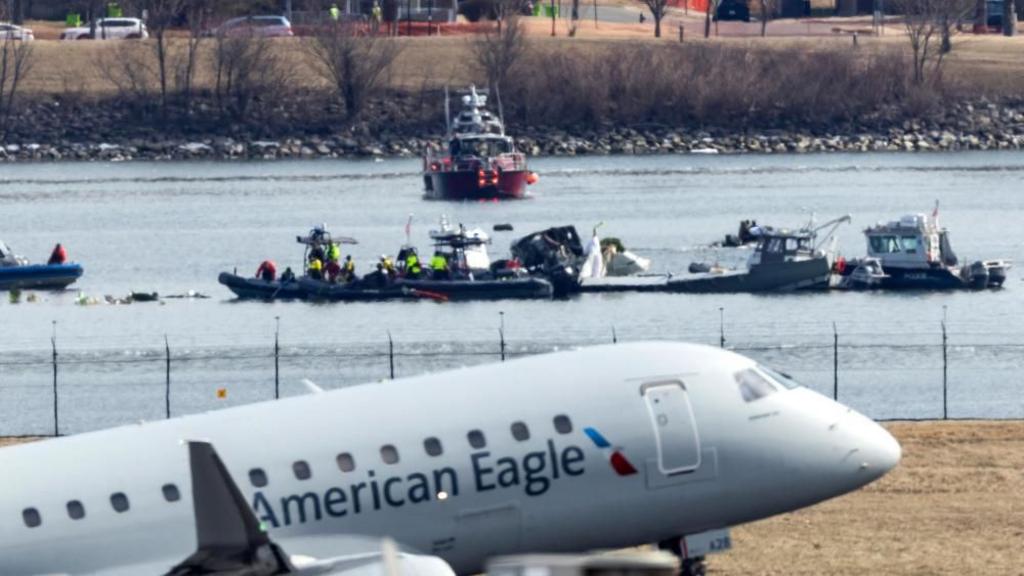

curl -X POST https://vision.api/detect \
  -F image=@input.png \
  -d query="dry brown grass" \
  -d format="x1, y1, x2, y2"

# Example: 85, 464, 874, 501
712, 421, 1024, 576
0, 436, 40, 448
17, 29, 1024, 100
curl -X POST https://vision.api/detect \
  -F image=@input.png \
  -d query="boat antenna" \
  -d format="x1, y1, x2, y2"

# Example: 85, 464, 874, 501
444, 86, 451, 135
495, 82, 506, 136
405, 214, 414, 246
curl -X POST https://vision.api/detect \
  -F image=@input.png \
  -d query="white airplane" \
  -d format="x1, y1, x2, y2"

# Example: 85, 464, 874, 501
0, 342, 901, 576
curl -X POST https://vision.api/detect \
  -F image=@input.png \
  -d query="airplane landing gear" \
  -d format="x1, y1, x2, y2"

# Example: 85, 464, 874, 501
658, 539, 707, 576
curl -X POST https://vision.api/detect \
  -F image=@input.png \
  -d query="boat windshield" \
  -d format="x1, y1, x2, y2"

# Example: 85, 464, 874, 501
869, 235, 902, 254
453, 138, 512, 158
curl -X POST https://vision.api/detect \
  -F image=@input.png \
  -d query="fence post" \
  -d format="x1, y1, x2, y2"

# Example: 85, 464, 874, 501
388, 331, 395, 380
274, 316, 280, 400
51, 321, 58, 437
942, 320, 948, 419
719, 307, 725, 348
164, 335, 171, 419
679, 23, 684, 42
499, 312, 507, 361
612, 325, 617, 344
832, 322, 838, 400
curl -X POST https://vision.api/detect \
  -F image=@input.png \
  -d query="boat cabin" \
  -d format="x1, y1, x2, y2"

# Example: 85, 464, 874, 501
864, 214, 956, 269
449, 134, 515, 159
429, 219, 492, 274
749, 230, 816, 266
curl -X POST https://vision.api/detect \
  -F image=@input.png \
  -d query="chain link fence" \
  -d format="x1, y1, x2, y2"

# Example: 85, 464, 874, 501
1, 322, 1022, 436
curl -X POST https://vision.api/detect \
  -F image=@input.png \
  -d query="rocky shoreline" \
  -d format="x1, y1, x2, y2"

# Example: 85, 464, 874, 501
2, 99, 1023, 162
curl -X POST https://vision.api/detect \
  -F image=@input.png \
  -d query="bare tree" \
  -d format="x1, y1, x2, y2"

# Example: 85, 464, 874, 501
210, 32, 294, 119
704, 0, 719, 37
642, 0, 670, 37
95, 41, 158, 103
896, 0, 974, 84
1005, 0, 1017, 35
176, 0, 210, 115
146, 0, 184, 118
759, 0, 777, 36
304, 21, 403, 119
0, 27, 33, 135
475, 13, 527, 94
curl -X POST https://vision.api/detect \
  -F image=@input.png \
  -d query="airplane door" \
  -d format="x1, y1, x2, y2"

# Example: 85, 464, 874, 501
642, 381, 701, 475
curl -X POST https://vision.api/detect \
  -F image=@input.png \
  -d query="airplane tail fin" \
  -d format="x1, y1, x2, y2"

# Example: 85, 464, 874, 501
164, 441, 294, 575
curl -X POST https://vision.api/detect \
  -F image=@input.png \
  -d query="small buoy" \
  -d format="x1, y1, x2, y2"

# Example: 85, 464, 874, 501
526, 172, 539, 185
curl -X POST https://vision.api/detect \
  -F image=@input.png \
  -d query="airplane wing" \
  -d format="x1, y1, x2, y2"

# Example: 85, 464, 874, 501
127, 441, 454, 576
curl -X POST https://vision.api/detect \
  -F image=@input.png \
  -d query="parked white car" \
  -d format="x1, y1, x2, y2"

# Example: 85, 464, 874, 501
60, 17, 148, 40
0, 22, 34, 41
208, 15, 293, 38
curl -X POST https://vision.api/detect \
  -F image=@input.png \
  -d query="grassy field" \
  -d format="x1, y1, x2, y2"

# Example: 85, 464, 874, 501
2, 421, 1022, 574
13, 19, 1024, 99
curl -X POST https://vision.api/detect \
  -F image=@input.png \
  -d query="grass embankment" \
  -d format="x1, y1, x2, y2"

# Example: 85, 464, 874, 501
3, 421, 1023, 574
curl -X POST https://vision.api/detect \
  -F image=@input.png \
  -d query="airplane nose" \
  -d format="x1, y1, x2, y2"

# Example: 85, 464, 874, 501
852, 415, 902, 480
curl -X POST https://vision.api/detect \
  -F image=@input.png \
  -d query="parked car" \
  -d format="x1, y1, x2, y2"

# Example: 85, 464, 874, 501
60, 17, 148, 40
207, 15, 294, 38
715, 0, 751, 21
0, 22, 34, 41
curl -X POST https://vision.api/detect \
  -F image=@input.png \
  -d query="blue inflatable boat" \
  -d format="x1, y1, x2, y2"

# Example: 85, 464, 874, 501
0, 240, 84, 290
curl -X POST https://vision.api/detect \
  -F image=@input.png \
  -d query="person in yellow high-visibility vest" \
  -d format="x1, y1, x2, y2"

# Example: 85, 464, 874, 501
430, 251, 449, 280
329, 3, 341, 20
371, 0, 382, 34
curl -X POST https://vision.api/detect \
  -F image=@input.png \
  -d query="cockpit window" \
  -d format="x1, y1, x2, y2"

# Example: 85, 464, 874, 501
758, 365, 802, 389
735, 368, 777, 402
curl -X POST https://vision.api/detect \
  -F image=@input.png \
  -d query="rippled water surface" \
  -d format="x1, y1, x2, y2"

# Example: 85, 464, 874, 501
2, 152, 1024, 433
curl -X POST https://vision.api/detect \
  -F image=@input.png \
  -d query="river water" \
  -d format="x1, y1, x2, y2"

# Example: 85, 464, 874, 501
2, 152, 1023, 434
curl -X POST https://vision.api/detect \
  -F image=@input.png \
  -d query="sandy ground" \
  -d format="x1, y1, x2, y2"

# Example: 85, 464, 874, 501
712, 421, 1024, 576
2, 421, 1022, 574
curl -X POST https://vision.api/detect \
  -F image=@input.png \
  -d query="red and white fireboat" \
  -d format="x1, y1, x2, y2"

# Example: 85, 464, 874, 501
423, 86, 537, 201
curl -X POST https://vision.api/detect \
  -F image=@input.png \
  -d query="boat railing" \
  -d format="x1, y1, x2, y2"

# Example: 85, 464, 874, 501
424, 151, 527, 173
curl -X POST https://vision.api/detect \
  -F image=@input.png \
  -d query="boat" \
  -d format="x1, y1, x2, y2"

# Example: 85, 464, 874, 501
834, 257, 888, 290
218, 272, 304, 300
422, 86, 536, 201
838, 209, 1011, 290
0, 240, 83, 291
666, 215, 850, 293
218, 225, 357, 300
299, 218, 554, 302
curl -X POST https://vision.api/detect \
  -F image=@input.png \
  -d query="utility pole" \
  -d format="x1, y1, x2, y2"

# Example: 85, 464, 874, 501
550, 0, 556, 35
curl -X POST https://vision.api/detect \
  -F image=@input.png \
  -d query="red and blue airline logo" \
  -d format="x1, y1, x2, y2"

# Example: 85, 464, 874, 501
584, 427, 638, 476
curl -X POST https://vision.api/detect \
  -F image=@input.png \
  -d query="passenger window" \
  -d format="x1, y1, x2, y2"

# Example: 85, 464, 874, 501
336, 453, 356, 472
162, 484, 181, 502
424, 437, 443, 457
293, 460, 312, 481
66, 500, 86, 520
467, 429, 487, 449
380, 444, 400, 465
110, 493, 130, 513
249, 468, 268, 488
22, 507, 41, 528
735, 368, 777, 402
553, 415, 573, 434
511, 421, 530, 442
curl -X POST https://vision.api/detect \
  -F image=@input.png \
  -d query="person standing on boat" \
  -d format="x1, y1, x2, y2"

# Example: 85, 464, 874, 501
430, 251, 450, 280
47, 243, 67, 265
255, 260, 277, 282
342, 255, 356, 283
280, 267, 296, 283
404, 250, 423, 279
308, 258, 324, 280
381, 254, 396, 278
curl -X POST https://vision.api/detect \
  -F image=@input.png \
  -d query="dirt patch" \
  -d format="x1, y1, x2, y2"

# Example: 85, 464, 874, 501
0, 437, 41, 448
710, 421, 1024, 575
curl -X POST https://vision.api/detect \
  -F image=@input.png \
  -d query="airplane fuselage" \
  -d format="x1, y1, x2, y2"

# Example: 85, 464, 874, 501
0, 343, 900, 575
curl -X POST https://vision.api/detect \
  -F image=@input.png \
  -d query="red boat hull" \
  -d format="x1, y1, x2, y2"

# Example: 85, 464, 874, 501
423, 169, 530, 201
